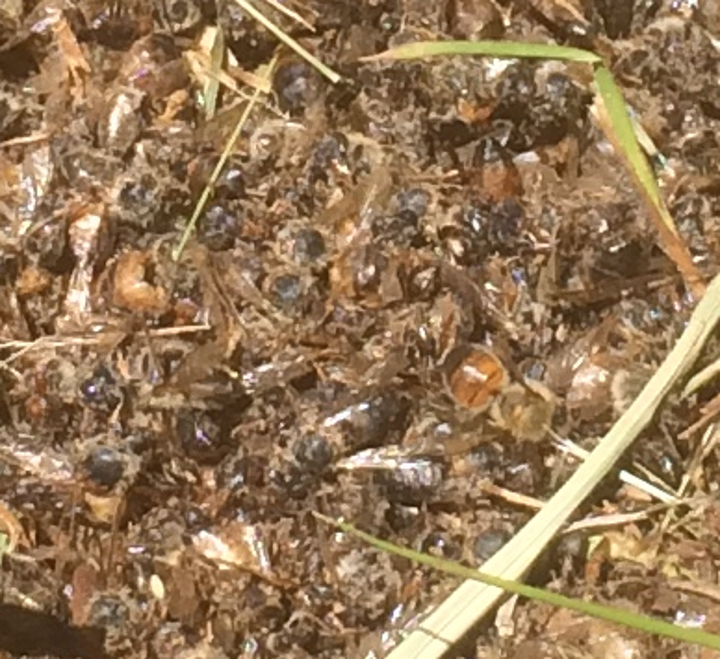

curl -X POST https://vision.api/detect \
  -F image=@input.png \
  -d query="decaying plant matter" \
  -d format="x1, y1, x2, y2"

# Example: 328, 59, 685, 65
1, 1, 720, 658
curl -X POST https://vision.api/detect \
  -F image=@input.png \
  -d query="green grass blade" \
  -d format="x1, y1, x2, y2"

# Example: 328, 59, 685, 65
361, 39, 602, 64
593, 65, 703, 295
316, 513, 720, 652
592, 65, 672, 234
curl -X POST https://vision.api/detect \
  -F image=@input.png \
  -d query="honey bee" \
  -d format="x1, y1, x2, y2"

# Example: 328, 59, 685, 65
112, 250, 169, 315
442, 344, 509, 412
325, 166, 396, 301
489, 381, 556, 442
544, 316, 650, 421
442, 343, 556, 441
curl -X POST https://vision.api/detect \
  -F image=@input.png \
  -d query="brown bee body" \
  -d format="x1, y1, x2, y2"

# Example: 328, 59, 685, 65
443, 345, 509, 411
490, 381, 556, 442
443, 344, 556, 441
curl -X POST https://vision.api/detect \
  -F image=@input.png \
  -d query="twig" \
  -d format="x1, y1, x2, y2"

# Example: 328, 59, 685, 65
682, 355, 720, 399
0, 324, 211, 367
564, 504, 675, 534
554, 435, 678, 503
678, 396, 720, 440
260, 0, 316, 32
232, 0, 340, 83
0, 132, 50, 148
172, 58, 277, 261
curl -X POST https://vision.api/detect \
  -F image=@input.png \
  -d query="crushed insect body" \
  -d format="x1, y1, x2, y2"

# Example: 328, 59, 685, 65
0, 1, 719, 659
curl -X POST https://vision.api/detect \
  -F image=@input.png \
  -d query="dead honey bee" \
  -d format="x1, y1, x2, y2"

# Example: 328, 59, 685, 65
325, 166, 398, 302
442, 343, 556, 441
544, 316, 651, 421
489, 380, 556, 442
442, 344, 508, 411
112, 250, 169, 314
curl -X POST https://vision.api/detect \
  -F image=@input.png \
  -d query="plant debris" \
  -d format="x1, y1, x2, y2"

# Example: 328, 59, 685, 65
1, 0, 720, 658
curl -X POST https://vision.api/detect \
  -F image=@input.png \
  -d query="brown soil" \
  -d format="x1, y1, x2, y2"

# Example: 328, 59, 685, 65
1, 0, 720, 658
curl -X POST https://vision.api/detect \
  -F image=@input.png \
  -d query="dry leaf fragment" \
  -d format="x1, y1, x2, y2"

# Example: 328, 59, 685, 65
192, 520, 272, 575
0, 500, 29, 553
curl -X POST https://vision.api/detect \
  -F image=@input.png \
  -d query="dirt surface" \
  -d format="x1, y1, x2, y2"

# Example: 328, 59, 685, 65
1, 0, 720, 658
